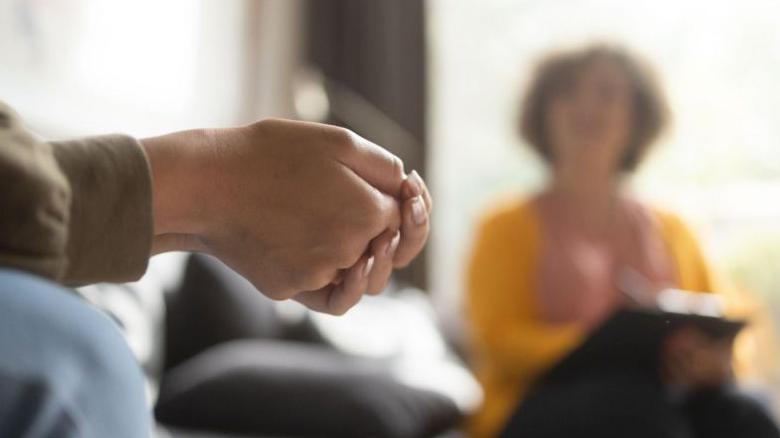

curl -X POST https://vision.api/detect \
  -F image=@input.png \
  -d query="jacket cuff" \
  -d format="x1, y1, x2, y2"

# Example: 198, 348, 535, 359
51, 135, 153, 285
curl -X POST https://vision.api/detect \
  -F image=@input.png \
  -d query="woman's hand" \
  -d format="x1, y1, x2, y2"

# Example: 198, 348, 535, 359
661, 325, 734, 388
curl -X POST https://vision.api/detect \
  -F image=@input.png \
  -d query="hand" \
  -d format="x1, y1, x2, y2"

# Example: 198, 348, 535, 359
141, 118, 431, 314
662, 326, 734, 388
293, 169, 432, 313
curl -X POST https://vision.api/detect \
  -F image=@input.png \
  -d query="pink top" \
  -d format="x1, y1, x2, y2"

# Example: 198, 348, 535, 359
534, 194, 677, 328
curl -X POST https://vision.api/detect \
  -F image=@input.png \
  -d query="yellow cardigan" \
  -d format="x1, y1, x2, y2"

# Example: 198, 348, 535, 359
466, 198, 716, 438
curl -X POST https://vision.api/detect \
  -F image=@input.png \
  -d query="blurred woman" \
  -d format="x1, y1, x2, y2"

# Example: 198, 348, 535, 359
466, 45, 778, 438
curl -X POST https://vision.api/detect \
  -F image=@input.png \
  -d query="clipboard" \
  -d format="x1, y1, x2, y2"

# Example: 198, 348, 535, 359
538, 305, 747, 385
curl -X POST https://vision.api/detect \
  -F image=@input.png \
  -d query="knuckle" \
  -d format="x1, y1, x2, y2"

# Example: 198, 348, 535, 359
390, 155, 405, 182
249, 117, 280, 134
328, 126, 357, 153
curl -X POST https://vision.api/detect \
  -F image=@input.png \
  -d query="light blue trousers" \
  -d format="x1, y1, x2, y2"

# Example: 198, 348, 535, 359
0, 269, 150, 438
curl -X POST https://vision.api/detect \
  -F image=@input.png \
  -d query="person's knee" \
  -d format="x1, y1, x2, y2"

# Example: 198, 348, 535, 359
59, 295, 148, 407
504, 376, 691, 438
0, 269, 150, 437
0, 269, 140, 384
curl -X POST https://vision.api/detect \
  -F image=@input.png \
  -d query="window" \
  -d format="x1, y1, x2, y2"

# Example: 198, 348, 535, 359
0, 0, 295, 137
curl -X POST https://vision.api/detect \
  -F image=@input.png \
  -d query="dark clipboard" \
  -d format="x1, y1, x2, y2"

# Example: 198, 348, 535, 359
538, 308, 747, 385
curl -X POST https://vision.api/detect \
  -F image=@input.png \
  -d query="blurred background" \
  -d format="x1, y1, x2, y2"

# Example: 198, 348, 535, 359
430, 0, 780, 396
2, 0, 780, 436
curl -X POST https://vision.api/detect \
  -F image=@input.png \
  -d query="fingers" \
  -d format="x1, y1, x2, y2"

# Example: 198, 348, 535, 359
366, 230, 401, 295
337, 131, 406, 198
393, 192, 429, 268
373, 189, 403, 236
327, 254, 374, 314
294, 162, 430, 313
292, 286, 335, 314
404, 170, 432, 213
293, 254, 374, 315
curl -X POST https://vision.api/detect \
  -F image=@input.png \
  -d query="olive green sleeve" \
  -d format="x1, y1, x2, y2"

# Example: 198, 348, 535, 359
0, 100, 153, 285
50, 134, 153, 285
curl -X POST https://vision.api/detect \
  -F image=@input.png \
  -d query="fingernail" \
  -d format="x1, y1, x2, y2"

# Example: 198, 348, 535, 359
411, 196, 426, 226
407, 170, 423, 197
386, 231, 401, 256
363, 256, 375, 277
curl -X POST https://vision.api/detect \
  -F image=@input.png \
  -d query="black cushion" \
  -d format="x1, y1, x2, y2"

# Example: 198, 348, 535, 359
155, 340, 460, 438
165, 254, 307, 371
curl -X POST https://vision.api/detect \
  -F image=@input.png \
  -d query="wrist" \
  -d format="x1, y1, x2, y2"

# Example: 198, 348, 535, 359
140, 129, 216, 253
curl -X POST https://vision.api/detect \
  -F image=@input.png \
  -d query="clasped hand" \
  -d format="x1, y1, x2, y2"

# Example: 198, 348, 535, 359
142, 118, 431, 315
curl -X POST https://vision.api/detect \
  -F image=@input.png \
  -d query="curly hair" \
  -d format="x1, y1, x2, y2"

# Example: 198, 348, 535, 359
519, 44, 669, 171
